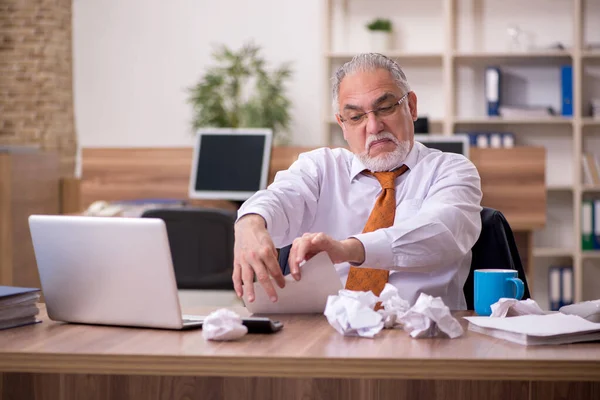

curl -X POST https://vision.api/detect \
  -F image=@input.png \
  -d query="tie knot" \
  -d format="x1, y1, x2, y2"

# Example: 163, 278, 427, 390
372, 165, 408, 189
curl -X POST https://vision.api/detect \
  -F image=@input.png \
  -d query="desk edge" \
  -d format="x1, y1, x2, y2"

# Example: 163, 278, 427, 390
1, 353, 598, 381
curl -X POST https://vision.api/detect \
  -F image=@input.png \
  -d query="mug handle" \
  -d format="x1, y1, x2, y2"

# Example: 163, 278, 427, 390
507, 277, 524, 300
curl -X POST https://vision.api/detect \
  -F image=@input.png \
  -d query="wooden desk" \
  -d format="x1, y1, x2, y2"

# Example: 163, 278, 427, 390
1, 305, 598, 400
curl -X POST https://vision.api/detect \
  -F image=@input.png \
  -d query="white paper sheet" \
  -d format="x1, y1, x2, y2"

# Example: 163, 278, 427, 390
243, 251, 343, 314
465, 313, 600, 345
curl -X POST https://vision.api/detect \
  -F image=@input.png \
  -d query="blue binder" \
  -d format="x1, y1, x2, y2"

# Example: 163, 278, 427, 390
595, 200, 600, 249
548, 266, 574, 311
485, 67, 501, 116
561, 65, 573, 117
560, 266, 574, 308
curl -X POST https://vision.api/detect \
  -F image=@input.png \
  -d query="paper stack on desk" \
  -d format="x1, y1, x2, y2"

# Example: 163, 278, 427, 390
464, 313, 600, 346
242, 252, 343, 314
0, 286, 41, 330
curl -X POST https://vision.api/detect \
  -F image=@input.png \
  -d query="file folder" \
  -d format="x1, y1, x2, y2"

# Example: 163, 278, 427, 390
549, 266, 561, 311
489, 133, 502, 148
595, 200, 600, 249
561, 65, 573, 117
485, 67, 501, 116
560, 266, 574, 308
582, 200, 594, 250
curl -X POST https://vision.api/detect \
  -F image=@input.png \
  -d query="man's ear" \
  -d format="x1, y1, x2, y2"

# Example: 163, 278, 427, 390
335, 114, 349, 140
408, 92, 418, 121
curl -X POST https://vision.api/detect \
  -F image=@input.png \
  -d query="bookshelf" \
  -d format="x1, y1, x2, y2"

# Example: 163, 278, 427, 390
322, 0, 600, 309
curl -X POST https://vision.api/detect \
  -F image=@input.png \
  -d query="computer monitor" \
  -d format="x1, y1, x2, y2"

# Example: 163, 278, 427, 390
414, 134, 470, 159
188, 128, 273, 201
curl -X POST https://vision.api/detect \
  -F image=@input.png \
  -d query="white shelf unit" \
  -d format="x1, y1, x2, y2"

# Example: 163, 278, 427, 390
322, 0, 600, 304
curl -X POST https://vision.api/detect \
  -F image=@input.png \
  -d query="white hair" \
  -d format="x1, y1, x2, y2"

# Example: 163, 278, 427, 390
331, 53, 411, 113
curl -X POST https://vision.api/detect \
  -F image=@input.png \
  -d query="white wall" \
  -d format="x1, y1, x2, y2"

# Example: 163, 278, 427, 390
73, 0, 600, 149
73, 0, 323, 148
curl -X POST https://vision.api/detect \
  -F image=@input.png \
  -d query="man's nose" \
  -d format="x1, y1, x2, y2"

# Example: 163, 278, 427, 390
365, 111, 384, 135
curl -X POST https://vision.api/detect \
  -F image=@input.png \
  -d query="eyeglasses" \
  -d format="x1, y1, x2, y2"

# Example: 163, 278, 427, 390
338, 92, 411, 128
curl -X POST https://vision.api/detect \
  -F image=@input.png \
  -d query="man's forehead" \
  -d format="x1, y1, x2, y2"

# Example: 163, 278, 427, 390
338, 70, 400, 108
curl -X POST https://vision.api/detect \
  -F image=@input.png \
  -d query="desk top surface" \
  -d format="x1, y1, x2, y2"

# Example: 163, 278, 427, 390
1, 305, 598, 381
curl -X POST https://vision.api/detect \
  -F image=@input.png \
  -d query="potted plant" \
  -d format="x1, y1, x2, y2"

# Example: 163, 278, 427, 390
366, 18, 393, 52
187, 42, 293, 145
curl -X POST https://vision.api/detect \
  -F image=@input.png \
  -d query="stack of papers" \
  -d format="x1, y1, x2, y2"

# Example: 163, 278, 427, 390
465, 313, 600, 345
0, 286, 41, 330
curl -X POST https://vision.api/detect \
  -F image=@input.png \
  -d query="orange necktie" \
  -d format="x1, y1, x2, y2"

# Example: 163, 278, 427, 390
345, 165, 409, 297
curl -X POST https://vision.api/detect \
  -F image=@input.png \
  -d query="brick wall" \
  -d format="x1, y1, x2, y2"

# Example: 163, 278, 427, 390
0, 0, 77, 177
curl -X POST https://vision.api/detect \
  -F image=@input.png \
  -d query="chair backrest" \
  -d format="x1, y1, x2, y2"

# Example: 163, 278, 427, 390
278, 207, 531, 310
464, 207, 531, 309
141, 207, 235, 290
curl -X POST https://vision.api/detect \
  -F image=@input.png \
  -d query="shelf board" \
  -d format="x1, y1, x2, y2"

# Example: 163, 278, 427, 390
582, 251, 600, 259
327, 51, 443, 63
582, 50, 600, 60
582, 118, 600, 127
581, 185, 600, 193
453, 116, 573, 125
453, 50, 572, 64
546, 184, 573, 192
533, 248, 574, 258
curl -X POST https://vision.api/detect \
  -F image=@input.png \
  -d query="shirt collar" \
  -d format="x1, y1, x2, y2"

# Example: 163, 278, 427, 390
349, 140, 420, 182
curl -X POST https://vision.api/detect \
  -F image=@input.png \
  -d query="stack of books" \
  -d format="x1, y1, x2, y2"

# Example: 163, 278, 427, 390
581, 153, 600, 185
0, 286, 41, 330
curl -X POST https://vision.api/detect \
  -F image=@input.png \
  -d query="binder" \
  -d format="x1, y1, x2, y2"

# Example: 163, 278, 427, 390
595, 200, 600, 249
476, 133, 489, 148
489, 133, 502, 148
561, 65, 573, 117
548, 266, 561, 311
560, 266, 574, 308
502, 133, 515, 148
485, 67, 501, 116
581, 200, 594, 250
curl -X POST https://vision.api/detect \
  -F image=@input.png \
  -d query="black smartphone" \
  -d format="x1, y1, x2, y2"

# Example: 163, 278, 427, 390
183, 316, 283, 333
241, 317, 284, 334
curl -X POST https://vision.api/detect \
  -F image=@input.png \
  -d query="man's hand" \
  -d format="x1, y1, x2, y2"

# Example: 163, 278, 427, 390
233, 214, 285, 303
288, 233, 366, 277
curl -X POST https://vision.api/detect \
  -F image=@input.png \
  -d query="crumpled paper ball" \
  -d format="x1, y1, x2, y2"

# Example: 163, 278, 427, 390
397, 293, 464, 339
202, 309, 248, 341
324, 286, 464, 339
377, 284, 411, 328
323, 290, 384, 338
490, 298, 546, 318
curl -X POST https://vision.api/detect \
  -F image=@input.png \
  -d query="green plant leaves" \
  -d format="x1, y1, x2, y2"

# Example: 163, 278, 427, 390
187, 42, 293, 144
366, 18, 392, 32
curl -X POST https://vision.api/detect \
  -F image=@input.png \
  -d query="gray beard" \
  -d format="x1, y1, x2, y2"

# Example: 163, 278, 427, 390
357, 133, 411, 172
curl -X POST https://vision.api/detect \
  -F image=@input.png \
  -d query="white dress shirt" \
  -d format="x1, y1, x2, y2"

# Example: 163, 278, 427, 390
238, 141, 483, 310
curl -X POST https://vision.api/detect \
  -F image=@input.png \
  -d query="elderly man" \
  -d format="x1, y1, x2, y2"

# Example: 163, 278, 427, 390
233, 53, 482, 310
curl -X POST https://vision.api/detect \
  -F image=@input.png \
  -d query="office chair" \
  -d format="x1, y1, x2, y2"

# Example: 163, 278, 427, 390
141, 207, 235, 290
277, 207, 531, 310
464, 207, 531, 309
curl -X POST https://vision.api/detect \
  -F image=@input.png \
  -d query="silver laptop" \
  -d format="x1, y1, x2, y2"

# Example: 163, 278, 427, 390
28, 215, 205, 330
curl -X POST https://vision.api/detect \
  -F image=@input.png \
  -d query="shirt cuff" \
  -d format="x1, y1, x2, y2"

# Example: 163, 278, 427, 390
236, 207, 273, 232
350, 230, 394, 269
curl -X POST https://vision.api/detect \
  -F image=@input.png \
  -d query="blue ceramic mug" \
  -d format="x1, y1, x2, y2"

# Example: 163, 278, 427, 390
474, 269, 524, 316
